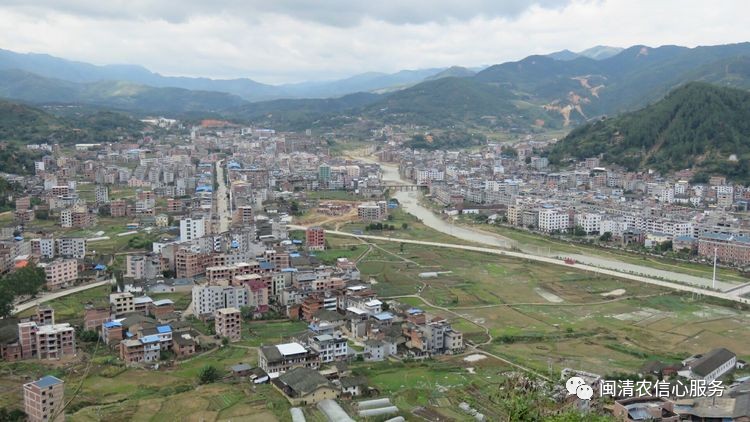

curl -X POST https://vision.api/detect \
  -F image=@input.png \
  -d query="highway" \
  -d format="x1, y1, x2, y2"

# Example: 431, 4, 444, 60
287, 225, 750, 304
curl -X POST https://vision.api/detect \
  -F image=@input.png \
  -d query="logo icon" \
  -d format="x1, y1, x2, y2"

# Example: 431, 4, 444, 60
566, 376, 593, 400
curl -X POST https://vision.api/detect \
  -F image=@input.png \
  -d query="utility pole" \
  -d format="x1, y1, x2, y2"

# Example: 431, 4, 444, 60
712, 246, 718, 290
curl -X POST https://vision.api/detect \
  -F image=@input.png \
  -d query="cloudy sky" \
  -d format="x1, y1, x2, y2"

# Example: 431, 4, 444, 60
0, 0, 748, 84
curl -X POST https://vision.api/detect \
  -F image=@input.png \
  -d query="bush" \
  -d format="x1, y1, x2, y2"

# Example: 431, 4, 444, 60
198, 365, 222, 384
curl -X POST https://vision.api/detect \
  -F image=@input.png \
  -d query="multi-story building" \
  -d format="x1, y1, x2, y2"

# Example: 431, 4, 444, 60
538, 208, 570, 233
305, 226, 325, 251
192, 285, 248, 317
259, 342, 320, 377
56, 237, 86, 259
110, 199, 127, 217
308, 332, 348, 363
23, 375, 65, 422
357, 202, 387, 221
110, 292, 135, 315
234, 206, 254, 225
38, 259, 78, 290
575, 213, 602, 235
35, 323, 76, 359
95, 185, 109, 204
83, 305, 110, 332
697, 233, 750, 266
175, 249, 209, 278
179, 217, 206, 242
120, 335, 161, 365
215, 307, 242, 342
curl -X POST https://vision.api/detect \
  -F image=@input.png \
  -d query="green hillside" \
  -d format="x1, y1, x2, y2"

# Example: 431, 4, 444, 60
363, 77, 559, 129
0, 69, 247, 114
550, 82, 750, 181
0, 99, 145, 146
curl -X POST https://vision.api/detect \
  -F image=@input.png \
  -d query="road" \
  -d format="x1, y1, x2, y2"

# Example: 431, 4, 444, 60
13, 278, 113, 314
214, 160, 231, 234
288, 225, 750, 304
358, 155, 737, 293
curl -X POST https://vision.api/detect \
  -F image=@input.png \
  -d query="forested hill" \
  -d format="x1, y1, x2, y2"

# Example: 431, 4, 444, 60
0, 100, 145, 145
549, 82, 750, 182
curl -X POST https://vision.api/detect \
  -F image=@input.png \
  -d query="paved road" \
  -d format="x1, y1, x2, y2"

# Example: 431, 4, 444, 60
288, 225, 750, 304
13, 278, 113, 314
363, 155, 733, 293
214, 160, 231, 234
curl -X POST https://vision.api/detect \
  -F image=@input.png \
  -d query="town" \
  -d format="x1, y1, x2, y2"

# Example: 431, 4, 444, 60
0, 116, 748, 421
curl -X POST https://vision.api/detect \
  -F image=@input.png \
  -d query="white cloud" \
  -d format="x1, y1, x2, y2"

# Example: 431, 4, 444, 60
0, 0, 748, 84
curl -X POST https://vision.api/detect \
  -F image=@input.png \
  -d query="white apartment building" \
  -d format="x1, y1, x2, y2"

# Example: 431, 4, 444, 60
575, 213, 602, 234
538, 208, 570, 233
60, 209, 72, 228
415, 169, 445, 185
56, 238, 86, 259
180, 217, 206, 242
192, 285, 248, 317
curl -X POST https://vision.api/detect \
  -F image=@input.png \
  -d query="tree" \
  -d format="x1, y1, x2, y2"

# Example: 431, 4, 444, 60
401, 223, 408, 230
599, 232, 613, 242
78, 330, 99, 343
2, 266, 46, 297
197, 365, 222, 384
240, 305, 255, 320
0, 285, 14, 318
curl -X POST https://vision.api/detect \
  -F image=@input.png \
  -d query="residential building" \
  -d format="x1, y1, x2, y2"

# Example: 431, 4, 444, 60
179, 217, 206, 242
272, 367, 339, 406
308, 333, 348, 363
23, 375, 65, 422
306, 226, 326, 251
215, 307, 242, 342
192, 285, 248, 317
110, 292, 135, 315
38, 259, 78, 290
259, 342, 320, 377
678, 348, 737, 382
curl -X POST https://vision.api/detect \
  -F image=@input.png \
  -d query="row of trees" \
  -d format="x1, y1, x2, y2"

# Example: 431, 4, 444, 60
0, 266, 47, 318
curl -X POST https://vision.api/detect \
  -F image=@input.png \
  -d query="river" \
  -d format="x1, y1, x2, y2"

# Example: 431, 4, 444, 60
372, 158, 729, 290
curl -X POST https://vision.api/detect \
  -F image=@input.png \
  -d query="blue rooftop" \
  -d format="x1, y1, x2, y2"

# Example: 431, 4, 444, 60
13, 236, 23, 241
373, 312, 394, 321
406, 308, 423, 315
259, 262, 275, 270
34, 375, 63, 388
289, 253, 301, 258
281, 268, 298, 272
292, 239, 303, 244
156, 325, 172, 334
103, 321, 122, 328
141, 335, 160, 343
94, 264, 107, 271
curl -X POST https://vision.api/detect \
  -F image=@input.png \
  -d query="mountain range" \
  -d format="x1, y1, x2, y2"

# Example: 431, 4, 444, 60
2, 43, 750, 132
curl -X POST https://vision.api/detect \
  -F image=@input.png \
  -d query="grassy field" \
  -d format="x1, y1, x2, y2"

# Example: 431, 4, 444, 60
237, 320, 309, 347
16, 285, 112, 323
473, 222, 750, 283
328, 233, 750, 378
151, 291, 191, 311
336, 208, 475, 245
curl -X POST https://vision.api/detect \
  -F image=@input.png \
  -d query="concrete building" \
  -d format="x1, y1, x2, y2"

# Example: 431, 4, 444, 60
192, 285, 248, 318
538, 208, 570, 233
55, 238, 86, 259
23, 375, 65, 422
272, 367, 339, 406
215, 307, 242, 342
306, 226, 326, 251
259, 342, 320, 377
38, 259, 78, 290
308, 333, 348, 363
110, 292, 135, 315
179, 217, 206, 242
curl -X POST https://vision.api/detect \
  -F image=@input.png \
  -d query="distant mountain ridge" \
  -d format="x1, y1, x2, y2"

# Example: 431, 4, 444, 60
2, 43, 750, 134
0, 48, 452, 101
550, 82, 750, 181
547, 46, 624, 61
